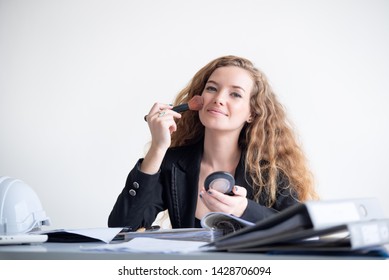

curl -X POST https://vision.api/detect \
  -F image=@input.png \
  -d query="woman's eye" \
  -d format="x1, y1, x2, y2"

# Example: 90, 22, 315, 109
231, 92, 242, 98
206, 86, 217, 92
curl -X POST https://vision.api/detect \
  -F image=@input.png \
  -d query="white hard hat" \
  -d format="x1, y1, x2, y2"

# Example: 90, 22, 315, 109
0, 176, 50, 235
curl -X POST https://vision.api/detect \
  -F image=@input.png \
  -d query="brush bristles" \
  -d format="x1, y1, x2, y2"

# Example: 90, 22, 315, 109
188, 95, 204, 111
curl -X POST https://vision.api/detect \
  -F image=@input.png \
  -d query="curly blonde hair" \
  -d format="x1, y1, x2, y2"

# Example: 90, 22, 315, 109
170, 55, 318, 206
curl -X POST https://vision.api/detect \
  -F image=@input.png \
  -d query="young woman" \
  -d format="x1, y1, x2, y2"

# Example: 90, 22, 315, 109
108, 55, 318, 230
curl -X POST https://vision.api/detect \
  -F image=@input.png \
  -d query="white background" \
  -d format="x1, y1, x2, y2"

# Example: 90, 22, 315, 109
1, 0, 388, 230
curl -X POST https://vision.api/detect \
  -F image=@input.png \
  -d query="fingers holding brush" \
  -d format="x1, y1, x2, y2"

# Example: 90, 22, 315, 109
144, 102, 171, 122
144, 95, 203, 122
146, 103, 181, 150
147, 103, 182, 123
144, 103, 170, 122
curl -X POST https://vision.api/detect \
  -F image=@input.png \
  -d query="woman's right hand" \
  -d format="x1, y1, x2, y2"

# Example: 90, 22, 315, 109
141, 102, 181, 174
146, 102, 182, 151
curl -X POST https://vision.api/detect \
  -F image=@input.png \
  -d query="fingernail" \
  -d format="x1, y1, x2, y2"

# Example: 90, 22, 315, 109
207, 190, 212, 195
235, 186, 238, 192
199, 193, 203, 198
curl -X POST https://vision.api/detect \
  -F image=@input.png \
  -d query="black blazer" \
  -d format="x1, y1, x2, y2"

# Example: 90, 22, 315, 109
108, 140, 299, 229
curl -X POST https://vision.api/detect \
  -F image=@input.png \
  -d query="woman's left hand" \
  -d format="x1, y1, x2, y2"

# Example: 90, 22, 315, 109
199, 185, 248, 217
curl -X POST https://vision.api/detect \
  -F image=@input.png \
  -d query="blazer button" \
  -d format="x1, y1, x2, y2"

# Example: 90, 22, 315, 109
133, 182, 139, 189
129, 189, 136, 196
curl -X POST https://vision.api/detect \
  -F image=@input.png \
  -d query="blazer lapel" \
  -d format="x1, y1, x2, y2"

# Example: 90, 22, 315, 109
170, 143, 202, 228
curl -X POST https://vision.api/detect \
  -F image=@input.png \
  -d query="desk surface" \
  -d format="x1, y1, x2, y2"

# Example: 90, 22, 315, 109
0, 241, 387, 260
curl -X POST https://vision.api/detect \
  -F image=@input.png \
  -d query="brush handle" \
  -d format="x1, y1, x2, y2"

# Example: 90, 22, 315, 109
143, 103, 189, 122
172, 103, 189, 113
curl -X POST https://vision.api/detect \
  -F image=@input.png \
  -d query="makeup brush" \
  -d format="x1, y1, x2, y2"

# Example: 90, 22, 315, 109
144, 95, 203, 122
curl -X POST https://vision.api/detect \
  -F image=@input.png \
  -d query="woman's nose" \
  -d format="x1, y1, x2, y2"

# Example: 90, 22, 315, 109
213, 92, 226, 105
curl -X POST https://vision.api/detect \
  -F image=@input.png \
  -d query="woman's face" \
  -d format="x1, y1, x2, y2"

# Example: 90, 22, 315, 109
199, 66, 254, 134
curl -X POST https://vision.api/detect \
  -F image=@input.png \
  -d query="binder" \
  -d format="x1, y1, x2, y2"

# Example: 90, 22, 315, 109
220, 219, 389, 253
202, 198, 388, 253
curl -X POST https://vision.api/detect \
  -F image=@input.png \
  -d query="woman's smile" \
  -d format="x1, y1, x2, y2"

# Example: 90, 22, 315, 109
206, 106, 228, 117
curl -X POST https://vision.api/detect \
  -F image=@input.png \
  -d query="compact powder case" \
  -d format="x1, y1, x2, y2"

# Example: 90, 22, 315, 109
204, 171, 235, 195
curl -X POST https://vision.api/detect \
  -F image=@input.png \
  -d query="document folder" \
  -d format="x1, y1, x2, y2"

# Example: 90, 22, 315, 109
203, 198, 388, 254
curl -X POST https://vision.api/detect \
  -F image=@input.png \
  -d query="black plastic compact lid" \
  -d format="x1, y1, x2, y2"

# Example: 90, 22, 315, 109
204, 171, 235, 194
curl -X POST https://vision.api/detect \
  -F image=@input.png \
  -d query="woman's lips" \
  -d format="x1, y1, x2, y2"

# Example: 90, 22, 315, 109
207, 107, 228, 116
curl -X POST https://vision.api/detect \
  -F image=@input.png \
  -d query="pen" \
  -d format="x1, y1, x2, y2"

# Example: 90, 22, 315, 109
136, 225, 160, 232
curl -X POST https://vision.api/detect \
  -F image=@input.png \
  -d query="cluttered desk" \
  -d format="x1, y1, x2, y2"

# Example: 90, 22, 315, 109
1, 199, 389, 260
1, 177, 388, 260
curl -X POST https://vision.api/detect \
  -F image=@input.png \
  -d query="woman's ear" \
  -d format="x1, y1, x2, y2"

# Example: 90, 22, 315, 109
247, 114, 254, 123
